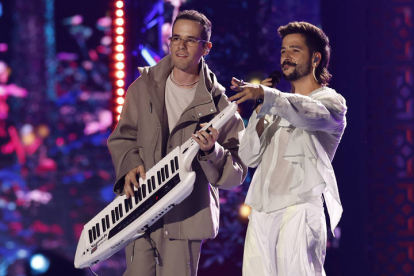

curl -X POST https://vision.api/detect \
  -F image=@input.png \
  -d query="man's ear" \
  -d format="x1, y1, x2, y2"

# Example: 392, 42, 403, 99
204, 42, 212, 56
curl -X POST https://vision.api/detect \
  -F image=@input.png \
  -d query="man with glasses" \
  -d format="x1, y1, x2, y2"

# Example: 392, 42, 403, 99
108, 10, 246, 276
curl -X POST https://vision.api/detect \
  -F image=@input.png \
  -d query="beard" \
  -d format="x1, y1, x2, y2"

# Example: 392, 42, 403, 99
282, 60, 312, 82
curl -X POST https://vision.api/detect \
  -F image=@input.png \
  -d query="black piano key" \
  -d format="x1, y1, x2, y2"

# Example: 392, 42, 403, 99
106, 215, 110, 229
88, 229, 93, 243
124, 198, 129, 213
134, 190, 139, 204
115, 206, 119, 221
137, 188, 142, 201
170, 159, 175, 174
118, 203, 123, 218
151, 177, 156, 190
92, 226, 97, 240
102, 218, 106, 232
164, 164, 169, 178
111, 210, 116, 224
96, 223, 100, 237
157, 171, 161, 185
141, 184, 147, 198
151, 176, 156, 189
147, 179, 152, 193
174, 156, 179, 169
161, 168, 165, 182
125, 197, 132, 212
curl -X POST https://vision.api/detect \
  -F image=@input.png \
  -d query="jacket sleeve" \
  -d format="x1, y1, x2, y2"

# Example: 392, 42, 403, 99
238, 111, 271, 168
107, 84, 144, 194
196, 97, 248, 190
258, 86, 347, 134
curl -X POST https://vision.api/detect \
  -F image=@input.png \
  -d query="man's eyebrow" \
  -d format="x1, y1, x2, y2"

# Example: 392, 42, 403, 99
281, 45, 303, 50
171, 34, 198, 39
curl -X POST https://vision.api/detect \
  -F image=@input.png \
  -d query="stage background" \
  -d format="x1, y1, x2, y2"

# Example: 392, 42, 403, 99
0, 0, 412, 275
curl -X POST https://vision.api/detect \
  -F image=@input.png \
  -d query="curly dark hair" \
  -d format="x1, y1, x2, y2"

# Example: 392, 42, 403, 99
278, 22, 332, 85
173, 10, 212, 42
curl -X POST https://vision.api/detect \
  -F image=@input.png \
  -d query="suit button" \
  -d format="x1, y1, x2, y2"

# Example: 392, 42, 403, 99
165, 230, 169, 236
198, 113, 202, 116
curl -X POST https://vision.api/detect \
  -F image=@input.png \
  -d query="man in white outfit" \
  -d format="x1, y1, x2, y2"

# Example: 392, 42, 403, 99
229, 22, 347, 275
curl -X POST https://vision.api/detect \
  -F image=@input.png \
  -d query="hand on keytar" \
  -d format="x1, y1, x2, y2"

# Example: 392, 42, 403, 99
124, 165, 146, 199
191, 123, 219, 155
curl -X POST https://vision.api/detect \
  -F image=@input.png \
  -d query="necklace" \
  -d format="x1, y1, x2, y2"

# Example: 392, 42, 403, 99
170, 71, 199, 87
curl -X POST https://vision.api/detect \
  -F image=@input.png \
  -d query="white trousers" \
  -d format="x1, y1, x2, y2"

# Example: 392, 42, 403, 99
243, 203, 327, 276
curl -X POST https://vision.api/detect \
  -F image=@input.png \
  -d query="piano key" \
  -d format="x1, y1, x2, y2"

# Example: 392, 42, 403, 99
124, 198, 129, 213
142, 184, 147, 198
115, 206, 119, 221
111, 210, 116, 224
157, 171, 161, 185
134, 190, 139, 204
161, 168, 165, 182
170, 159, 175, 174
102, 218, 106, 232
92, 226, 97, 240
151, 176, 156, 189
174, 156, 179, 169
88, 229, 93, 243
106, 215, 110, 229
164, 164, 169, 178
118, 203, 123, 218
151, 176, 156, 190
125, 197, 132, 213
96, 223, 100, 237
147, 179, 152, 193
137, 188, 142, 201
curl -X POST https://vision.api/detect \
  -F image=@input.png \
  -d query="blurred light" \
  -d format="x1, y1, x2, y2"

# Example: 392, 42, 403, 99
117, 115, 121, 121
7, 202, 16, 210
116, 9, 124, 17
116, 71, 125, 78
116, 36, 124, 43
30, 254, 50, 274
17, 249, 28, 259
0, 3, 3, 18
116, 106, 123, 113
116, 62, 125, 70
116, 18, 124, 26
117, 88, 125, 96
116, 53, 124, 61
239, 204, 251, 218
37, 125, 50, 138
116, 45, 124, 52
21, 124, 33, 135
101, 36, 112, 46
117, 80, 125, 87
141, 48, 156, 66
6, 241, 15, 249
22, 133, 36, 146
116, 1, 124, 8
117, 97, 125, 105
250, 78, 261, 85
116, 27, 124, 35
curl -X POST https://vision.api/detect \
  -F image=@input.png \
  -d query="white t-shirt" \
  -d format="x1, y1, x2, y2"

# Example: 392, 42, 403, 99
165, 74, 197, 132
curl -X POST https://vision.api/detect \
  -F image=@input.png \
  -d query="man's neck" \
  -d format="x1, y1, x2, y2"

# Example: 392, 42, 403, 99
172, 67, 199, 86
290, 75, 322, 96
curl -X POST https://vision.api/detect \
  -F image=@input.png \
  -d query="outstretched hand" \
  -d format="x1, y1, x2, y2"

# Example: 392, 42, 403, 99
228, 77, 265, 104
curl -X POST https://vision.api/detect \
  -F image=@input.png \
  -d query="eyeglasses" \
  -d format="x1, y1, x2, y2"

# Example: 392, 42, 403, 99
168, 37, 209, 47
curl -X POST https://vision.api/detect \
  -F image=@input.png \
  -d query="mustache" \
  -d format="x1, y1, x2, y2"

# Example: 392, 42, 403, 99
281, 60, 297, 67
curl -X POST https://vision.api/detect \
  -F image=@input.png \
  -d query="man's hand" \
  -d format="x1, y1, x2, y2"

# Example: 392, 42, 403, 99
228, 77, 265, 104
191, 123, 219, 155
124, 165, 146, 199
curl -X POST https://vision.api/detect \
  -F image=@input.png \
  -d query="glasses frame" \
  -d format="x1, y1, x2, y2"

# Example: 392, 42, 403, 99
168, 36, 209, 47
